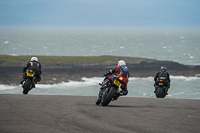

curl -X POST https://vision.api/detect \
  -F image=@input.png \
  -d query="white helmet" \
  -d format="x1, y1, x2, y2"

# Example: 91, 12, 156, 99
31, 57, 38, 62
118, 60, 126, 66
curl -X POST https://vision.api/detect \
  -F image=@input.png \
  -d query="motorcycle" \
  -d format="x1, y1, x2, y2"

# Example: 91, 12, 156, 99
96, 75, 125, 106
22, 69, 37, 94
155, 77, 168, 98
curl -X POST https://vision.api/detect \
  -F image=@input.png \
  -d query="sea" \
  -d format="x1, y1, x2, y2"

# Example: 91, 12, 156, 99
0, 27, 200, 99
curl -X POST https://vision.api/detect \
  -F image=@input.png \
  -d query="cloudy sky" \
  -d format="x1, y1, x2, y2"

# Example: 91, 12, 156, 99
0, 0, 200, 29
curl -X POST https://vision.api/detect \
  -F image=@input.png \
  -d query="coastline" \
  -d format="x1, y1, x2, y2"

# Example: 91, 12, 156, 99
0, 55, 200, 85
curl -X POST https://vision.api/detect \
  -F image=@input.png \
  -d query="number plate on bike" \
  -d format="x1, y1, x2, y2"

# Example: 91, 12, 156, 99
113, 80, 122, 87
159, 83, 163, 85
27, 72, 34, 77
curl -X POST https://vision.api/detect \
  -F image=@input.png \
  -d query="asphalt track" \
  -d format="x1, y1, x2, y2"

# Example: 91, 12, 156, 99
0, 94, 200, 133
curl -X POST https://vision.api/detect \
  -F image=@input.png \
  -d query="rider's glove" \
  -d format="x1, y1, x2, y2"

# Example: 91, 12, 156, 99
104, 70, 112, 76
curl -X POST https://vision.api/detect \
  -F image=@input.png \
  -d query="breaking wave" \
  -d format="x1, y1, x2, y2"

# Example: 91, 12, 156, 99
0, 76, 199, 99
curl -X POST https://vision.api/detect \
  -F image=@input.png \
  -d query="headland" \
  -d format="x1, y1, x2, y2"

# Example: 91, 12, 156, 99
0, 55, 199, 85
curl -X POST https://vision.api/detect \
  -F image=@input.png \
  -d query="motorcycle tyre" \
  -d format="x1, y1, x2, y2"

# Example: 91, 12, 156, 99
156, 87, 165, 98
101, 87, 117, 106
96, 98, 101, 105
23, 79, 32, 94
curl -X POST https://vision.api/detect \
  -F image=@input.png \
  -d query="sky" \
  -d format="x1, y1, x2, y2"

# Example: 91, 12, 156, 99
0, 0, 200, 29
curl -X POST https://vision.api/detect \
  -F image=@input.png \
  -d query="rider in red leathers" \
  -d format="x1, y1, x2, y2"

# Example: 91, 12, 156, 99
99, 60, 130, 100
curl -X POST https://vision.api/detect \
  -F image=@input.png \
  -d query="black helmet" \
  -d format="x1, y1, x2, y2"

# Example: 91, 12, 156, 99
160, 66, 167, 71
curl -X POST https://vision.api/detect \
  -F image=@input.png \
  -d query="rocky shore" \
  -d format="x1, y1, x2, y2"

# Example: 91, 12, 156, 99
0, 55, 200, 85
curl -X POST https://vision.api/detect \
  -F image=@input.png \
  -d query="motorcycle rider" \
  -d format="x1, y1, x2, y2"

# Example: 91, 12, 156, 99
98, 60, 130, 100
20, 57, 42, 87
154, 66, 170, 94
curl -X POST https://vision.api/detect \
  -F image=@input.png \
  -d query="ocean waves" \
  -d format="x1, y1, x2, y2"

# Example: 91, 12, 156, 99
1, 29, 200, 65
0, 76, 199, 99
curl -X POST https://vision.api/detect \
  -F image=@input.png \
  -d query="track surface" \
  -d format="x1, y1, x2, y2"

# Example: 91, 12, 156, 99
0, 94, 200, 133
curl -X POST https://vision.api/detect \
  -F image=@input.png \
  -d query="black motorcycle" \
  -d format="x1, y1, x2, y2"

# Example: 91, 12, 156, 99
96, 75, 125, 106
155, 78, 168, 98
22, 69, 37, 94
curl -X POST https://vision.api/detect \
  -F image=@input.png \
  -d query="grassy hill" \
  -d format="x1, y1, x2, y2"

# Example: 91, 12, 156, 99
0, 55, 199, 85
0, 55, 158, 66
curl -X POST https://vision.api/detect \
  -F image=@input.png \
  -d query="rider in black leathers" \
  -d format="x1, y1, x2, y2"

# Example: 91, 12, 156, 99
154, 66, 170, 94
20, 57, 42, 86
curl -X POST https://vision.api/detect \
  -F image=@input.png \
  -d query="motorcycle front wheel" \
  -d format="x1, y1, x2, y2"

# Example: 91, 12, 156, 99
96, 98, 101, 105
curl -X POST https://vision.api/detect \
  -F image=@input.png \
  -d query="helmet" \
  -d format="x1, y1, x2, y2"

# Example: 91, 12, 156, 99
160, 66, 167, 71
118, 60, 126, 66
31, 57, 38, 62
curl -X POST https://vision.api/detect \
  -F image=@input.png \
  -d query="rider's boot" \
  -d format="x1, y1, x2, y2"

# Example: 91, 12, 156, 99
32, 83, 35, 88
20, 73, 25, 84
166, 87, 169, 95
154, 87, 158, 93
20, 80, 24, 84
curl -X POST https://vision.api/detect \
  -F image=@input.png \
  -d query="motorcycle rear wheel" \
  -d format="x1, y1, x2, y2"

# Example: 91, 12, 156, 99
156, 87, 165, 98
23, 79, 32, 94
101, 87, 117, 106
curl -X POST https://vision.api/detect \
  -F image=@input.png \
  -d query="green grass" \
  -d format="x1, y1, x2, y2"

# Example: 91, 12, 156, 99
0, 55, 156, 66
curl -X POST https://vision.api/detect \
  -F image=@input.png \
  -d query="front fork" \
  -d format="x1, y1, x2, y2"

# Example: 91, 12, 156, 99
98, 87, 109, 99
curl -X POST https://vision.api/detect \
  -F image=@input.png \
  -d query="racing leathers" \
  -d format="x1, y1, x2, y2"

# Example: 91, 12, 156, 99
154, 70, 170, 93
99, 65, 130, 100
21, 61, 42, 83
